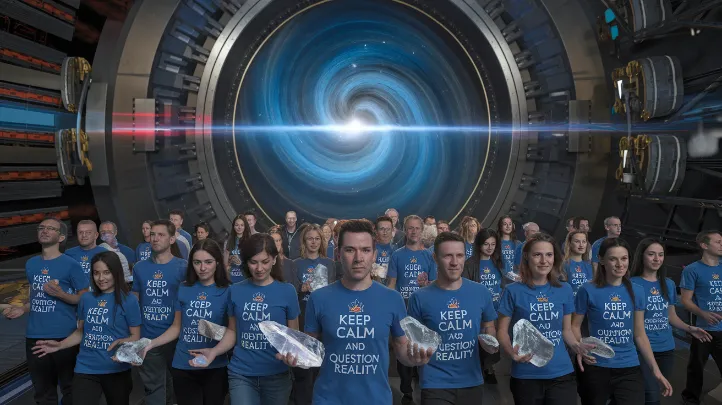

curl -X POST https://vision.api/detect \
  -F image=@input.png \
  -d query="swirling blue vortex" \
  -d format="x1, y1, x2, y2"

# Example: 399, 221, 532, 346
234, 0, 489, 223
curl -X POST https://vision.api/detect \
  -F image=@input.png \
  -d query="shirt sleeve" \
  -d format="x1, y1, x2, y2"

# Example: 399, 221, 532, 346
390, 291, 406, 338
497, 287, 515, 318
575, 285, 590, 315
426, 253, 437, 281
480, 287, 498, 322
591, 240, 601, 264
388, 252, 398, 279
680, 266, 696, 291
407, 292, 421, 320
77, 295, 86, 319
633, 284, 645, 311
69, 260, 90, 291
563, 284, 575, 315
125, 294, 143, 327
132, 266, 141, 293
228, 287, 236, 317
667, 279, 678, 306
304, 293, 321, 334
287, 285, 301, 321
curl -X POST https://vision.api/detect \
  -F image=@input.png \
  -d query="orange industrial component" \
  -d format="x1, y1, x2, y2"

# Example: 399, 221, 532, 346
0, 87, 61, 106
0, 48, 61, 71
0, 210, 69, 227
0, 130, 55, 143
0, 171, 58, 181
19, 0, 75, 24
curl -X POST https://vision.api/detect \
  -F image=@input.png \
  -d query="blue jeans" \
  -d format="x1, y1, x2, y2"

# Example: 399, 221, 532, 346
228, 371, 293, 405
639, 350, 674, 405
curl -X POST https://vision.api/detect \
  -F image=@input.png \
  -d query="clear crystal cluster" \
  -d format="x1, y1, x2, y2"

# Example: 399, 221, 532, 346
198, 319, 227, 341
478, 334, 499, 350
400, 316, 441, 351
505, 272, 521, 282
259, 321, 325, 369
309, 264, 329, 292
115, 338, 152, 365
512, 319, 554, 367
581, 336, 616, 358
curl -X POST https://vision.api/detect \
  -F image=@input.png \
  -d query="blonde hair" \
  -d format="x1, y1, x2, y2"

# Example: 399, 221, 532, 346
300, 224, 327, 259
460, 216, 481, 243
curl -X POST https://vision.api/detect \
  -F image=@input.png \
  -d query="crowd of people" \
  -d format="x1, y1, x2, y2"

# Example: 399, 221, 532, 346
2, 207, 722, 405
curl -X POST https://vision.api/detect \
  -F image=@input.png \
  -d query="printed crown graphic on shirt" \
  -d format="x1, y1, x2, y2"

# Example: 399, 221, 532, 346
306, 266, 314, 273
650, 287, 660, 296
153, 270, 163, 280
410, 257, 417, 264
41, 268, 49, 275
536, 293, 549, 303
610, 293, 622, 302
575, 266, 582, 273
197, 292, 207, 301
98, 300, 107, 307
381, 251, 388, 257
82, 255, 89, 262
447, 298, 460, 309
253, 292, 265, 303
714, 274, 720, 280
483, 267, 491, 274
349, 299, 364, 313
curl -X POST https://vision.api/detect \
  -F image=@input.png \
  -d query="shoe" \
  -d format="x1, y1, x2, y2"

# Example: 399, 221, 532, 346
484, 370, 498, 384
401, 393, 414, 404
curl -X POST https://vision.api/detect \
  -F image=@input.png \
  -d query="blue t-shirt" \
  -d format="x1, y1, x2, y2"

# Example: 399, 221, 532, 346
563, 259, 594, 296
293, 257, 335, 302
177, 239, 190, 260
131, 257, 187, 339
500, 239, 518, 275
680, 261, 722, 331
173, 282, 231, 370
590, 237, 607, 264
375, 243, 393, 267
326, 241, 335, 259
477, 259, 502, 309
408, 280, 497, 389
26, 254, 89, 338
228, 238, 245, 284
228, 279, 300, 376
118, 244, 136, 264
76, 292, 142, 374
179, 229, 193, 247
136, 242, 152, 262
305, 281, 406, 405
499, 282, 575, 379
513, 242, 526, 270
65, 245, 109, 278
631, 277, 677, 352
575, 282, 645, 368
388, 247, 437, 300
465, 242, 474, 260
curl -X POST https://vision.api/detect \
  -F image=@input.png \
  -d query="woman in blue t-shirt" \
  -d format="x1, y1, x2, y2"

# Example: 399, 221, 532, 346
459, 216, 480, 259
497, 233, 589, 404
561, 231, 594, 297
225, 214, 252, 283
573, 237, 673, 405
33, 251, 141, 405
631, 238, 711, 405
189, 233, 301, 405
136, 220, 153, 262
141, 239, 232, 405
463, 228, 504, 383
497, 215, 520, 275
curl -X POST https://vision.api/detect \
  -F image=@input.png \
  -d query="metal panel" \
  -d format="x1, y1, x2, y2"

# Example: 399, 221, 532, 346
86, 83, 109, 186
133, 98, 158, 152
0, 181, 63, 201
567, 100, 591, 153
0, 145, 56, 164
55, 0, 80, 8
0, 220, 72, 246
0, 62, 61, 91
0, 0, 76, 41
0, 32, 67, 66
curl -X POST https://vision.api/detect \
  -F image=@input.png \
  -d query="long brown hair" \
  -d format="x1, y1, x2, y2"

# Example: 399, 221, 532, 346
631, 238, 668, 301
473, 228, 503, 271
241, 233, 284, 282
185, 239, 230, 288
496, 215, 518, 242
227, 214, 251, 252
300, 224, 327, 259
518, 233, 563, 288
562, 231, 591, 277
593, 237, 635, 301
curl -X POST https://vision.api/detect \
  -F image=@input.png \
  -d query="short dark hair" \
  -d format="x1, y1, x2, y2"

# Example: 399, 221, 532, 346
152, 219, 176, 236
375, 216, 393, 227
43, 217, 68, 237
566, 217, 576, 227
573, 216, 588, 228
437, 220, 449, 227
434, 231, 465, 253
697, 230, 721, 249
338, 219, 375, 248
169, 209, 184, 220
424, 215, 435, 221
243, 211, 256, 219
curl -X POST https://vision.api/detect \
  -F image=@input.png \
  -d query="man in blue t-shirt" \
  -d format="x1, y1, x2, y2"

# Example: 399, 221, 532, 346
387, 215, 438, 400
3, 218, 89, 405
278, 219, 434, 405
374, 215, 395, 283
169, 209, 193, 253
408, 232, 498, 403
132, 219, 187, 405
65, 220, 108, 283
591, 216, 621, 273
680, 230, 722, 405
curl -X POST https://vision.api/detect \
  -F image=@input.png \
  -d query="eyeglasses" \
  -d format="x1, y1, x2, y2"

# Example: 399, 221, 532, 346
37, 225, 59, 232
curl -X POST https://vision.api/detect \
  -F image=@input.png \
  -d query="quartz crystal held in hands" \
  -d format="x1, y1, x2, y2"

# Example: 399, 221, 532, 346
400, 316, 441, 351
259, 321, 325, 369
505, 272, 521, 282
478, 334, 499, 349
115, 338, 152, 365
512, 319, 554, 367
192, 355, 208, 366
371, 263, 387, 279
581, 337, 615, 358
309, 264, 328, 292
198, 319, 227, 341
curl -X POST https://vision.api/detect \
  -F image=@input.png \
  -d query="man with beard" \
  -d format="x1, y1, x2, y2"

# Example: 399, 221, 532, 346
386, 208, 406, 250
277, 219, 433, 405
408, 232, 498, 404
132, 220, 187, 405
65, 220, 109, 283
3, 218, 88, 405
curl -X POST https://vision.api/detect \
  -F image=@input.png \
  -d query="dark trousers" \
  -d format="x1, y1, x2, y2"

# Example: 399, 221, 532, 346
397, 360, 414, 394
26, 337, 78, 405
682, 330, 722, 404
480, 347, 501, 371
171, 367, 228, 405
420, 385, 483, 405
72, 370, 133, 405
291, 367, 318, 405
639, 350, 674, 405
579, 365, 643, 405
138, 340, 177, 405
510, 373, 577, 405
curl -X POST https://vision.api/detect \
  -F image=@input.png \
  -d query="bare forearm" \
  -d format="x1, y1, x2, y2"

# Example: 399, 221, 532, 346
60, 328, 84, 350
635, 334, 661, 375
681, 298, 706, 318
151, 324, 181, 348
209, 329, 237, 357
